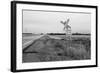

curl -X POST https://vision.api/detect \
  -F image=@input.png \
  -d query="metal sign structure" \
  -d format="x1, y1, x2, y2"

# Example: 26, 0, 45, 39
60, 18, 72, 40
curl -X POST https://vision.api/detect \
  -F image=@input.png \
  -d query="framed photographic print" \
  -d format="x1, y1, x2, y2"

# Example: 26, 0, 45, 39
11, 1, 98, 72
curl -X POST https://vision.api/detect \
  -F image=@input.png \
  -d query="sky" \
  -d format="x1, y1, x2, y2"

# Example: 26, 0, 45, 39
23, 10, 91, 34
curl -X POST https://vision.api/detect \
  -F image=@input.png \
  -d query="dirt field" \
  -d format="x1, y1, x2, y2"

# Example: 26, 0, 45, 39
22, 34, 91, 63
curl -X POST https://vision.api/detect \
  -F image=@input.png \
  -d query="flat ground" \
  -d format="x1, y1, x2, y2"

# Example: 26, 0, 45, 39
22, 34, 91, 63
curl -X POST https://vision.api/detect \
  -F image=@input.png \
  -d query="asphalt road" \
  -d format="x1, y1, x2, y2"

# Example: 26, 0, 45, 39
22, 35, 44, 49
22, 34, 62, 49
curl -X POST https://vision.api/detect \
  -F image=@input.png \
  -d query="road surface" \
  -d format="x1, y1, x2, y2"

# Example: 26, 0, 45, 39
22, 34, 63, 49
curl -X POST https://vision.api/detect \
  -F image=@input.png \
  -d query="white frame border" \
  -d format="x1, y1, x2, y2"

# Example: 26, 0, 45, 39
16, 3, 96, 70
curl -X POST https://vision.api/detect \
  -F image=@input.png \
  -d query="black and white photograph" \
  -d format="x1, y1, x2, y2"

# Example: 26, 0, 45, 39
11, 1, 97, 72
22, 10, 91, 63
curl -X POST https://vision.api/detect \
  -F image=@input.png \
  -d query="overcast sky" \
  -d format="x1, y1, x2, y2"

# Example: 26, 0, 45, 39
23, 10, 91, 34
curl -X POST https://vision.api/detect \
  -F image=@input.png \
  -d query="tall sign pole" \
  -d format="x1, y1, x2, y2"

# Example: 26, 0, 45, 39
60, 18, 72, 40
